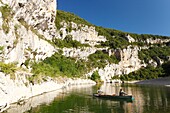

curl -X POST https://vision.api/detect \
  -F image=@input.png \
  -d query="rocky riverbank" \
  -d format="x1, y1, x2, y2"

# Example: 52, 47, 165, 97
0, 72, 96, 112
5, 84, 95, 113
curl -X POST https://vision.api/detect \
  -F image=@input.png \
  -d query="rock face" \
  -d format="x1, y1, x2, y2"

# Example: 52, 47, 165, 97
62, 47, 107, 60
84, 46, 145, 81
2, 0, 57, 40
62, 45, 144, 81
0, 0, 59, 111
125, 34, 135, 43
0, 25, 56, 64
0, 0, 56, 64
0, 72, 62, 110
99, 46, 145, 81
146, 38, 170, 44
59, 22, 106, 46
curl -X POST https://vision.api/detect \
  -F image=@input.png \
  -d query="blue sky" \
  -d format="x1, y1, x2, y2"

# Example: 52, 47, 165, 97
58, 0, 170, 36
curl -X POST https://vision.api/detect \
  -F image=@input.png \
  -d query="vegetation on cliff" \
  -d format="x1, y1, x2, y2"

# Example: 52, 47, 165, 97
88, 50, 120, 68
138, 46, 170, 63
30, 10, 170, 81
117, 61, 170, 81
56, 10, 92, 30
31, 52, 86, 78
0, 4, 13, 34
52, 35, 90, 48
56, 10, 170, 49
114, 45, 170, 81
0, 62, 17, 79
31, 50, 119, 79
90, 71, 101, 83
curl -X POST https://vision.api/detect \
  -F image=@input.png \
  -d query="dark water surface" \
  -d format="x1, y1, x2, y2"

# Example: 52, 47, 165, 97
6, 84, 170, 113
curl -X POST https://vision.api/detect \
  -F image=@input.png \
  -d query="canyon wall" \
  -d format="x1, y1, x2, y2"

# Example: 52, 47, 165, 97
0, 0, 57, 64
0, 0, 169, 112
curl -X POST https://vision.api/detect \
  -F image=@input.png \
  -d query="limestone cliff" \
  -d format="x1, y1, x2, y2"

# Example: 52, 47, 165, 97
2, 0, 57, 40
56, 16, 170, 81
0, 0, 56, 65
0, 0, 59, 111
59, 22, 106, 46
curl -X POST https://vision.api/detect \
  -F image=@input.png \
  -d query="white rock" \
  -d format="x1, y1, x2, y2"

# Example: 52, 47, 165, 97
0, 71, 95, 112
59, 22, 107, 46
86, 46, 145, 82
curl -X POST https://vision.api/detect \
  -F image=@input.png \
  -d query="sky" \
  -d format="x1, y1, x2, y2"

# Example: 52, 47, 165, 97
58, 0, 170, 36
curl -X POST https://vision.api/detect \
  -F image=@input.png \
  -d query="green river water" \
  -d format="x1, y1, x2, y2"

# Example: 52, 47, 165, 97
5, 83, 170, 113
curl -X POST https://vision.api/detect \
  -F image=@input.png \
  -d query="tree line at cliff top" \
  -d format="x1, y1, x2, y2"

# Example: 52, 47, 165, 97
55, 10, 170, 50
56, 11, 169, 41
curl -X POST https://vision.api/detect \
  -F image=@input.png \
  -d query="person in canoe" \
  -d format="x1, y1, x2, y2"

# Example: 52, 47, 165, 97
119, 89, 127, 96
97, 88, 104, 95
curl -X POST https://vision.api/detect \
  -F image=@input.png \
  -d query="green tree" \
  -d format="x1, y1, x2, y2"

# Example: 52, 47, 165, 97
91, 71, 101, 82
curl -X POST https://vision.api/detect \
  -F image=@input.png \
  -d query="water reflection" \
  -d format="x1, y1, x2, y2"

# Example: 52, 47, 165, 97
5, 89, 63, 113
4, 84, 94, 113
4, 83, 170, 113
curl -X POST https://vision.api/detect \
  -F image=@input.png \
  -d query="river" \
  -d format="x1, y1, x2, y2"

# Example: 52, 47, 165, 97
4, 83, 170, 113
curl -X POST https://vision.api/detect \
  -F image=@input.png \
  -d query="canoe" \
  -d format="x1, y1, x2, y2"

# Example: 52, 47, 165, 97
93, 93, 134, 101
